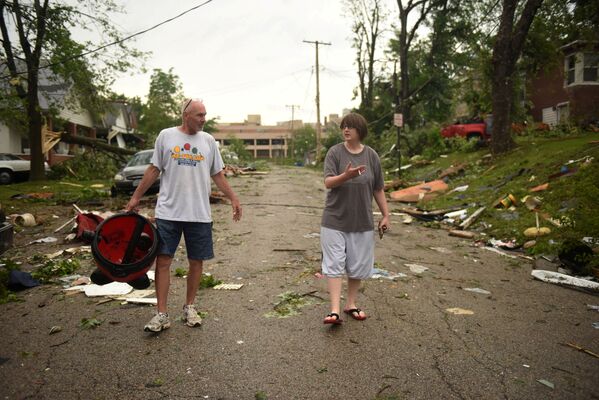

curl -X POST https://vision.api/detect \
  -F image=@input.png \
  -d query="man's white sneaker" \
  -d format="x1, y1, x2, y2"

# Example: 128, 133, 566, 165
183, 304, 202, 327
144, 312, 171, 332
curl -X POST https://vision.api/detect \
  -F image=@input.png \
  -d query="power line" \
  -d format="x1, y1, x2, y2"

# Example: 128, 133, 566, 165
0, 0, 214, 80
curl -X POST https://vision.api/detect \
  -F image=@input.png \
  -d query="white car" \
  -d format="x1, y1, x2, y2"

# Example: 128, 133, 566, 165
0, 153, 50, 184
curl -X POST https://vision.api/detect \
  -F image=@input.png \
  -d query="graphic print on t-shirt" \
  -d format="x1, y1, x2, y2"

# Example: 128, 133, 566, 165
170, 143, 205, 167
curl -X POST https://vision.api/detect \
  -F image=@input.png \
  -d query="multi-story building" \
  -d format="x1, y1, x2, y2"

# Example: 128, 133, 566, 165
213, 113, 343, 159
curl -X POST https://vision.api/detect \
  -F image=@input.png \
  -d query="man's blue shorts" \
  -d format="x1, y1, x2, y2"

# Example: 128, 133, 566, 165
155, 219, 214, 261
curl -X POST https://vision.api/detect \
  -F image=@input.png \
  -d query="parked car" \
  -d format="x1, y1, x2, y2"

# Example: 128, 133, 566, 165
440, 115, 492, 142
0, 153, 50, 184
111, 149, 160, 196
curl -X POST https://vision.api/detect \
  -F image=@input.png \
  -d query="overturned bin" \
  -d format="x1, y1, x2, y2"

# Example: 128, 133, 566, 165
91, 213, 158, 289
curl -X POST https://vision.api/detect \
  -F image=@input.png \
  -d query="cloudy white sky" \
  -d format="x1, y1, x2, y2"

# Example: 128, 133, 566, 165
109, 0, 396, 125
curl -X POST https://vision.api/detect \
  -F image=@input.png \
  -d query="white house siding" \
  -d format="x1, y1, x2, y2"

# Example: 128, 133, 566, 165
58, 107, 94, 128
542, 107, 558, 126
0, 122, 23, 153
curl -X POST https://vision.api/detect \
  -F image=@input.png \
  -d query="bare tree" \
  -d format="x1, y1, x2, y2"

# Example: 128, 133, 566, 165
394, 0, 438, 128
490, 0, 544, 155
344, 0, 387, 110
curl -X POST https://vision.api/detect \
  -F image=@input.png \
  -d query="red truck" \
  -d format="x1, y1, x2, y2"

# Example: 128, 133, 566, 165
440, 115, 492, 141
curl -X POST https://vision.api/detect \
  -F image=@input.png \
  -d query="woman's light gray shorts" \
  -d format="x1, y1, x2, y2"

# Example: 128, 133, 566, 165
320, 226, 374, 279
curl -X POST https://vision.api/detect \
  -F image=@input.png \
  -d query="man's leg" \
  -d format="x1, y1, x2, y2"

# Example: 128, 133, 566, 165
344, 278, 367, 319
186, 258, 204, 305
346, 278, 361, 308
182, 258, 204, 327
144, 254, 173, 332
155, 254, 173, 313
327, 277, 343, 315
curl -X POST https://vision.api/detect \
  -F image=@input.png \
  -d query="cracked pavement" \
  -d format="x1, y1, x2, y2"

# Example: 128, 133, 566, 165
0, 165, 598, 399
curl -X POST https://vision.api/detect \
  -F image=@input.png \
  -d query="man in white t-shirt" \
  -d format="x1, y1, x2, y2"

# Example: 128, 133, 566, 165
126, 98, 242, 332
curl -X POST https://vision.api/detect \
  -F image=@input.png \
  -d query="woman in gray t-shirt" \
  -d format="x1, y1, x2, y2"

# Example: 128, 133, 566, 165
320, 113, 390, 324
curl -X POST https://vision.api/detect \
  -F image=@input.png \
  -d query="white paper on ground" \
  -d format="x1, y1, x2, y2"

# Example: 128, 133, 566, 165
84, 282, 133, 297
405, 263, 429, 274
119, 289, 155, 298
464, 287, 491, 295
531, 270, 599, 291
116, 297, 157, 305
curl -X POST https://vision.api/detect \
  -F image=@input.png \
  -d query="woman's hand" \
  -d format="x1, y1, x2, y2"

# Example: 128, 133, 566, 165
344, 162, 366, 178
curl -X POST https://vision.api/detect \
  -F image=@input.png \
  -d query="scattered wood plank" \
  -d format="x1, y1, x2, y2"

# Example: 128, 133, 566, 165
459, 206, 485, 229
449, 229, 475, 239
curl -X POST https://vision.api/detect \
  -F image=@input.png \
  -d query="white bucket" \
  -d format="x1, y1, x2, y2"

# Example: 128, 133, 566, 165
15, 213, 36, 226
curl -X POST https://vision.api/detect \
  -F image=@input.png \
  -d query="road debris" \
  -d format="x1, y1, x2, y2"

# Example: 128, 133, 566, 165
303, 232, 320, 239
459, 206, 485, 230
430, 247, 452, 254
537, 379, 554, 389
405, 264, 429, 274
49, 326, 62, 335
562, 343, 599, 358
531, 270, 599, 292
28, 236, 58, 245
389, 180, 448, 203
213, 283, 244, 290
15, 213, 36, 226
265, 291, 312, 318
371, 268, 407, 280
463, 287, 491, 295
446, 308, 474, 315
71, 281, 134, 297
449, 230, 475, 239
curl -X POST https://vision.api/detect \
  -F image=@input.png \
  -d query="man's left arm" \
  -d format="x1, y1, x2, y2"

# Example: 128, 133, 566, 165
212, 170, 242, 221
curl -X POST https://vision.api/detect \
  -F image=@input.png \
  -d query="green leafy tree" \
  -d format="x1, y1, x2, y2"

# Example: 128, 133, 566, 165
291, 125, 316, 161
0, 0, 145, 180
225, 135, 251, 161
343, 0, 388, 112
322, 124, 343, 154
138, 68, 185, 144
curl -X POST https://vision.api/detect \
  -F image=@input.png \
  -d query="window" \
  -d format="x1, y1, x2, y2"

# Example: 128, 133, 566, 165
566, 55, 576, 85
271, 149, 285, 158
271, 138, 285, 145
243, 139, 254, 145
583, 53, 599, 82
256, 150, 270, 158
256, 139, 269, 145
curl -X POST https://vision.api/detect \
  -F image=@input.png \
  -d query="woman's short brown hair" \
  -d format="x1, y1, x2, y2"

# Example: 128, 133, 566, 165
340, 113, 368, 140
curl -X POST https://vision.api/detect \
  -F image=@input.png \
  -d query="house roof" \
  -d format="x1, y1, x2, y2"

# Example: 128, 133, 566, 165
560, 40, 599, 53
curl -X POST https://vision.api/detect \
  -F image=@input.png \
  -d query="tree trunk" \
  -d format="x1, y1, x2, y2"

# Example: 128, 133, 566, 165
490, 0, 544, 155
398, 11, 411, 127
28, 74, 46, 180
60, 133, 136, 157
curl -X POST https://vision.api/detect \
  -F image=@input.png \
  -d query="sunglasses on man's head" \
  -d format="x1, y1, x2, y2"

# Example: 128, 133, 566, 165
183, 99, 193, 113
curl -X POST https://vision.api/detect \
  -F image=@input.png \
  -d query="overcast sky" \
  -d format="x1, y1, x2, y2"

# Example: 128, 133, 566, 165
109, 0, 395, 125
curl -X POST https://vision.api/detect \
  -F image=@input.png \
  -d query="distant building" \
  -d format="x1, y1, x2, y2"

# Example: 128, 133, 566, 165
213, 113, 342, 159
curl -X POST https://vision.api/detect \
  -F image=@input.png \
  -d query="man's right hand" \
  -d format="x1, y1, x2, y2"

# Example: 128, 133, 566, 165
125, 197, 140, 213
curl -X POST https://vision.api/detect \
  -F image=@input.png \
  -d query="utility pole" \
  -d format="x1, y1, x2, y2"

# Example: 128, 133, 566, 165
286, 104, 299, 159
303, 40, 331, 162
